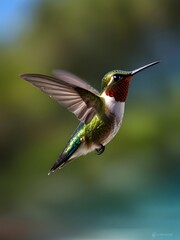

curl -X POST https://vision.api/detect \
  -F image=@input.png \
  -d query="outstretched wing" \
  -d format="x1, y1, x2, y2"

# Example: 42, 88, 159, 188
20, 72, 103, 124
53, 70, 100, 96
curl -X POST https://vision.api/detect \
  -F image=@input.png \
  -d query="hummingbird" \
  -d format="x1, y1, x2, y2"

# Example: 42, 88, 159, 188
20, 61, 159, 174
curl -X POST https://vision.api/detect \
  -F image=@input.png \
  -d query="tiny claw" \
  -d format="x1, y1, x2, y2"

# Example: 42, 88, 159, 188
95, 144, 105, 155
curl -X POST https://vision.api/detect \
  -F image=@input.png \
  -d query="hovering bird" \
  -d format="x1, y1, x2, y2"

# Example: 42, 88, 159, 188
20, 61, 159, 174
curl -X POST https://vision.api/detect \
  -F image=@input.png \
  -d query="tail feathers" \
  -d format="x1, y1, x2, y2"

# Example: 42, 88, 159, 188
48, 141, 81, 175
48, 153, 71, 175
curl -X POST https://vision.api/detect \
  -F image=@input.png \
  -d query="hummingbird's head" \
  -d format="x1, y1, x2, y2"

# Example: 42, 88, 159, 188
101, 61, 159, 102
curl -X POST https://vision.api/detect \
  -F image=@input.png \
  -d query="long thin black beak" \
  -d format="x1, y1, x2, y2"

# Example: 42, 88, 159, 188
131, 61, 159, 76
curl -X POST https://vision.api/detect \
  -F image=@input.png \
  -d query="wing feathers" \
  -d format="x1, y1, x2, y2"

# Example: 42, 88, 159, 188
53, 70, 100, 96
20, 72, 103, 124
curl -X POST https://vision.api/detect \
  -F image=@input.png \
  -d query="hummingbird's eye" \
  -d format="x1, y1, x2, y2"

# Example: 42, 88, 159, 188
113, 74, 121, 82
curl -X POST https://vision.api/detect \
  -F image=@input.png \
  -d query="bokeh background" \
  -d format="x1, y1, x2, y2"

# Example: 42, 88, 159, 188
0, 0, 180, 239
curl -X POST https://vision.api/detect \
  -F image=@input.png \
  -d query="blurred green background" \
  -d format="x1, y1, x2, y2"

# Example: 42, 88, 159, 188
0, 0, 180, 239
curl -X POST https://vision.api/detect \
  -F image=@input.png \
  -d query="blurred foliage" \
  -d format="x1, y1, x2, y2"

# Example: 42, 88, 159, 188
0, 0, 180, 239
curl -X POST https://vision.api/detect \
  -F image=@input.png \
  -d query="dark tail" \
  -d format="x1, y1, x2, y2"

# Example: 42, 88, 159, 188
48, 143, 81, 175
48, 122, 84, 175
48, 152, 73, 175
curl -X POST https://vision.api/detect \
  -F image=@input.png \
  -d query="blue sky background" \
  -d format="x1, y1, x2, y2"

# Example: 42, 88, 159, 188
0, 0, 40, 43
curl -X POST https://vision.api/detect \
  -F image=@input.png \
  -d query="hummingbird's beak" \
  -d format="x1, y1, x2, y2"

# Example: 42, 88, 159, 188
131, 61, 159, 76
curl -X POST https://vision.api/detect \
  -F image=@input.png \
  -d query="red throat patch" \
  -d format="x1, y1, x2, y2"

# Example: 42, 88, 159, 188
105, 76, 131, 102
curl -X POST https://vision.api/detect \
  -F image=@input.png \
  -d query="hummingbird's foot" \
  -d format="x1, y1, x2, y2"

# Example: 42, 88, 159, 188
95, 144, 105, 155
